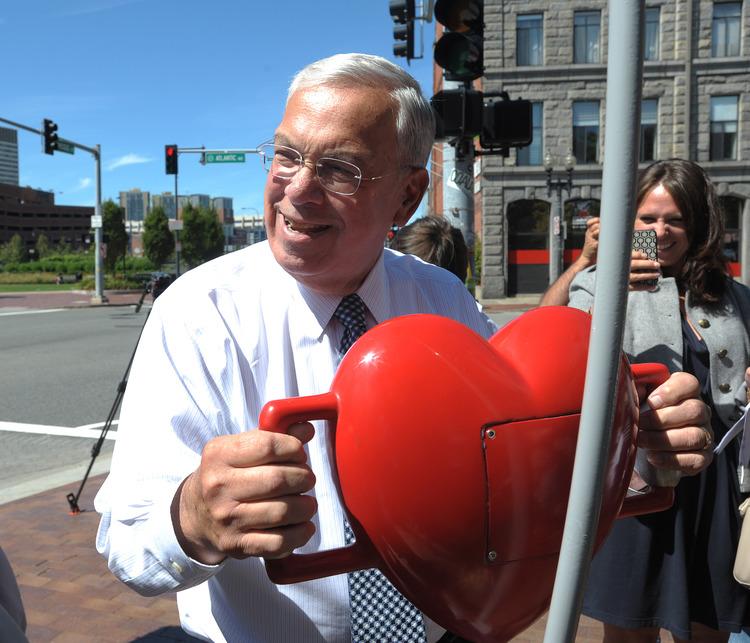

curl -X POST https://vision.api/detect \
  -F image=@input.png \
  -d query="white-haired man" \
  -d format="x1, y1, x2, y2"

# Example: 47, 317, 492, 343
96, 53, 713, 642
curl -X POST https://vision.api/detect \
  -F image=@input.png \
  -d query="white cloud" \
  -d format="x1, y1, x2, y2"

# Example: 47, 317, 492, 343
106, 153, 151, 171
70, 177, 92, 192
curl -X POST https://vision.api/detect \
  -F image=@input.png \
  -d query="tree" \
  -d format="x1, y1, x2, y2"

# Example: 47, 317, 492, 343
142, 205, 175, 268
181, 204, 224, 268
56, 238, 72, 255
102, 199, 128, 273
0, 234, 26, 263
35, 233, 50, 259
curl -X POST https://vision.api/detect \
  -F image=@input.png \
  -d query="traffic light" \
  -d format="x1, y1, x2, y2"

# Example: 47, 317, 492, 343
165, 144, 178, 175
431, 87, 483, 139
481, 97, 533, 149
434, 0, 484, 82
43, 119, 58, 155
390, 0, 415, 60
431, 89, 533, 152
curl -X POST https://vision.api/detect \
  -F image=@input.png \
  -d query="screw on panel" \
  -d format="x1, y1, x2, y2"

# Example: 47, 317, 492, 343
487, 550, 497, 561
486, 429, 496, 439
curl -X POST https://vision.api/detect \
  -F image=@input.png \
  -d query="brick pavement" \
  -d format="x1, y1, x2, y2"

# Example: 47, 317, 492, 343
0, 474, 620, 642
0, 289, 146, 311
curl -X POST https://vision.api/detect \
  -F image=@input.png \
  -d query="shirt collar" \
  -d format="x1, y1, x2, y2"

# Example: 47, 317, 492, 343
294, 250, 389, 339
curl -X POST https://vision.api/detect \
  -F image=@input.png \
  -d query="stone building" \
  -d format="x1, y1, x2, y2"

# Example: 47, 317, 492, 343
464, 1, 750, 298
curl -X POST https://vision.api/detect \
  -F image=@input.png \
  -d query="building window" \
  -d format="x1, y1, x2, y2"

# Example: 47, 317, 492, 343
710, 95, 738, 160
644, 7, 660, 60
574, 11, 601, 63
517, 13, 543, 65
720, 195, 743, 263
641, 99, 658, 162
517, 102, 543, 165
712, 2, 742, 57
573, 101, 600, 163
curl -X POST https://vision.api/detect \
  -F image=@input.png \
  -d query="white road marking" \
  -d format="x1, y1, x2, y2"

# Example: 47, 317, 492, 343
0, 420, 118, 440
0, 308, 66, 317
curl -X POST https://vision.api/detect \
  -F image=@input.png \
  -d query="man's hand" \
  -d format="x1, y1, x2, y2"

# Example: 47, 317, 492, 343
636, 372, 713, 476
629, 250, 661, 290
172, 422, 318, 565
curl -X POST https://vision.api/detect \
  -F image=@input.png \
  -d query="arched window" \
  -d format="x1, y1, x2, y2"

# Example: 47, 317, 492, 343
507, 199, 550, 294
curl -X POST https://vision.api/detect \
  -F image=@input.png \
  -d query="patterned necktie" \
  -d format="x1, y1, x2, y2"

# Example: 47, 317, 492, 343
333, 294, 426, 642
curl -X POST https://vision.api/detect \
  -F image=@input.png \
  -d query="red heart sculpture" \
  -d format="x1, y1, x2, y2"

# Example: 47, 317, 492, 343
260, 306, 672, 642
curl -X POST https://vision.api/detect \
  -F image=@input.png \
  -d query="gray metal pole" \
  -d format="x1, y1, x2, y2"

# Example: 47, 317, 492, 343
542, 2, 644, 641
93, 144, 105, 304
442, 80, 475, 279
175, 173, 181, 277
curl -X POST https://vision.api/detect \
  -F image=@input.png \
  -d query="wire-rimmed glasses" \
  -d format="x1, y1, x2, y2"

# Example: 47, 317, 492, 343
257, 142, 390, 196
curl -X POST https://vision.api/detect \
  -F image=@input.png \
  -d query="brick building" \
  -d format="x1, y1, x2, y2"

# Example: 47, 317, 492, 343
444, 1, 750, 298
0, 183, 93, 253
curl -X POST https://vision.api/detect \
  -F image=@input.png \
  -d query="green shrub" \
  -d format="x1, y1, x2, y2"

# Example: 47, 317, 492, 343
80, 275, 144, 290
0, 271, 59, 284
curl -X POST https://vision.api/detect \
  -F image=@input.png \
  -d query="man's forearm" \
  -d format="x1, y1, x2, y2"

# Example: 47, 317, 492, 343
539, 258, 593, 307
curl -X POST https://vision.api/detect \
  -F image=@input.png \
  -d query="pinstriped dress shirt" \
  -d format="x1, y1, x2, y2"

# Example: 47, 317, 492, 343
95, 241, 497, 642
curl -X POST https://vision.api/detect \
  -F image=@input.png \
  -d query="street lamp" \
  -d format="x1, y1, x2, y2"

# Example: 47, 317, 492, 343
544, 150, 576, 284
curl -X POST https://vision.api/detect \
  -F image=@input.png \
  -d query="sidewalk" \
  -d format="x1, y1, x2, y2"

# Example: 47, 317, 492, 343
1, 475, 196, 642
0, 289, 541, 314
0, 474, 615, 642
0, 289, 146, 311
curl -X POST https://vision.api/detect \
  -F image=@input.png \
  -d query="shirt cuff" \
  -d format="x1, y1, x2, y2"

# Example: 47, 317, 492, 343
148, 494, 225, 588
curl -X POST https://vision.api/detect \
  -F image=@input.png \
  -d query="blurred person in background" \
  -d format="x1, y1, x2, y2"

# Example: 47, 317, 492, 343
390, 214, 469, 283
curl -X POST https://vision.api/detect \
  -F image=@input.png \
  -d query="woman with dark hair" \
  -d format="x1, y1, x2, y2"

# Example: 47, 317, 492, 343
569, 159, 750, 642
390, 215, 469, 283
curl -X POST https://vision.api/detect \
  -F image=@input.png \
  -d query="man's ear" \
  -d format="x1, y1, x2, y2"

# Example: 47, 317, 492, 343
393, 168, 429, 227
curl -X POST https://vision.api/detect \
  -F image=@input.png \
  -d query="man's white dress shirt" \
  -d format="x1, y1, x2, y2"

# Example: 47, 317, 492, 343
95, 241, 497, 642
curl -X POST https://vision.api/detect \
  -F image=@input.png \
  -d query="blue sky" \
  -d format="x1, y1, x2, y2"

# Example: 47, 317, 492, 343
3, 0, 434, 215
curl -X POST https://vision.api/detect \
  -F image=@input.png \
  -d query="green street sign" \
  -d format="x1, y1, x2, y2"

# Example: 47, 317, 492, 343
205, 152, 245, 163
56, 139, 75, 155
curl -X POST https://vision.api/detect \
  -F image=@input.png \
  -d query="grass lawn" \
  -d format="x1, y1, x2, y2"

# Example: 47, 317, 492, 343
0, 283, 83, 293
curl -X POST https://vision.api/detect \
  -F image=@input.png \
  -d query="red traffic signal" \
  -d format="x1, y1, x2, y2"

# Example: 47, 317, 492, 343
165, 144, 178, 175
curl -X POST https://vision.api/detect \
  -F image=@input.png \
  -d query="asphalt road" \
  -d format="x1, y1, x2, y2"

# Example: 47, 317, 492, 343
0, 305, 150, 504
0, 303, 520, 506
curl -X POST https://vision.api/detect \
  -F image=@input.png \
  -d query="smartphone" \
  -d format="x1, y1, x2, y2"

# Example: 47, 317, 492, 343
632, 229, 658, 287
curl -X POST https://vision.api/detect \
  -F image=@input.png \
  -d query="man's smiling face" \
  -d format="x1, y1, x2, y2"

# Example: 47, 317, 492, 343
264, 85, 425, 296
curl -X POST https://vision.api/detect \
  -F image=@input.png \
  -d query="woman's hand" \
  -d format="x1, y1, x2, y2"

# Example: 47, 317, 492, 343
629, 250, 661, 291
636, 372, 713, 476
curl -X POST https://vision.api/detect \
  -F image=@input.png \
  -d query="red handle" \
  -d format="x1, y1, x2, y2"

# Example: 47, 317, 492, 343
630, 362, 670, 393
258, 392, 380, 584
619, 362, 675, 517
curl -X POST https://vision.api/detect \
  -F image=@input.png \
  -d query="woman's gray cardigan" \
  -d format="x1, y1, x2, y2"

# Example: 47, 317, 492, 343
569, 267, 750, 430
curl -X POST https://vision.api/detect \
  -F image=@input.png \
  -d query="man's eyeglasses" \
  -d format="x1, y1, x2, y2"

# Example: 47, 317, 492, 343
257, 142, 391, 197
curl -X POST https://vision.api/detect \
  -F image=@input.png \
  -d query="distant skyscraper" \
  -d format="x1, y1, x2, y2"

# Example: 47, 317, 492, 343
0, 127, 20, 186
118, 188, 150, 222
189, 194, 211, 210
211, 197, 234, 223
152, 192, 188, 218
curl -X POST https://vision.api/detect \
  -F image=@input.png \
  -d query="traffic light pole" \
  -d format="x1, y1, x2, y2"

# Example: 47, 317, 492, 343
0, 117, 105, 303
93, 144, 105, 304
175, 172, 180, 277
441, 81, 475, 279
